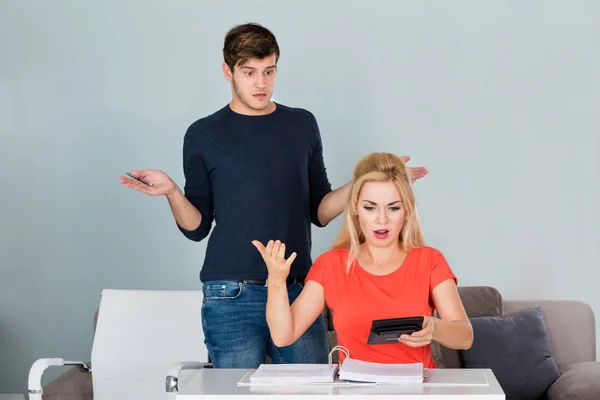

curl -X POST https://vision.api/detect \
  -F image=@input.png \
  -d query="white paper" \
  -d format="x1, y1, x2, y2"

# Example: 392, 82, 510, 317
249, 364, 339, 383
338, 358, 424, 384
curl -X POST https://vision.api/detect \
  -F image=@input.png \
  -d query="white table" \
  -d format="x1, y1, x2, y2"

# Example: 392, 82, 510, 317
175, 368, 505, 399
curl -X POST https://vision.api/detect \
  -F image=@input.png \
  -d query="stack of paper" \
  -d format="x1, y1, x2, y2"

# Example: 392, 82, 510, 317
249, 364, 339, 384
338, 358, 424, 385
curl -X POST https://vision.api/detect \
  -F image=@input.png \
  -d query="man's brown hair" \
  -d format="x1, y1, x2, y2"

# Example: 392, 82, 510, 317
223, 23, 280, 71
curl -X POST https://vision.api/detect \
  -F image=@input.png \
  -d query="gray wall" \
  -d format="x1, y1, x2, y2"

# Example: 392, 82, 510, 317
1, 0, 598, 395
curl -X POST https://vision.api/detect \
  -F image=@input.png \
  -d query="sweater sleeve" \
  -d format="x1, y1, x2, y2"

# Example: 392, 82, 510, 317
177, 125, 214, 241
307, 114, 332, 227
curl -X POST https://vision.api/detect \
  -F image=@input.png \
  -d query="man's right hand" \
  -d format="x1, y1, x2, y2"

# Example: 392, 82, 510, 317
120, 170, 177, 197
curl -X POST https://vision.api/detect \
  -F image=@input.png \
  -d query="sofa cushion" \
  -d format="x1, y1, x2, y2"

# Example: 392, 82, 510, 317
435, 286, 504, 368
461, 307, 560, 400
42, 364, 92, 400
547, 362, 600, 400
327, 331, 339, 364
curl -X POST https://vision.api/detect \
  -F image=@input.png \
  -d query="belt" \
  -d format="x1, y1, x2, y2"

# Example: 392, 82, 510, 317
237, 275, 306, 287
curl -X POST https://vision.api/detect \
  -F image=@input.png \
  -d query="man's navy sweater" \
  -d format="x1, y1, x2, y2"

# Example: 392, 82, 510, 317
178, 103, 332, 282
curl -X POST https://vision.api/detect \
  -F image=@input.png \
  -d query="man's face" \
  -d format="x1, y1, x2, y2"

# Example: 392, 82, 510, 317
223, 54, 277, 115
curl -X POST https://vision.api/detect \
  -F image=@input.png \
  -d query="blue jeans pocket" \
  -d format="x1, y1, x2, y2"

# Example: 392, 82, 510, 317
202, 280, 243, 302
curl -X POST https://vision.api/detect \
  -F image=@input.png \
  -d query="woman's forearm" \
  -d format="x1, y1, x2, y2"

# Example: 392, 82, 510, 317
266, 282, 295, 347
432, 318, 474, 350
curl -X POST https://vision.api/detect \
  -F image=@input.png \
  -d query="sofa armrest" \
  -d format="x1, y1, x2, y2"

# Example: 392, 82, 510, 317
41, 364, 93, 400
504, 300, 596, 365
547, 362, 600, 400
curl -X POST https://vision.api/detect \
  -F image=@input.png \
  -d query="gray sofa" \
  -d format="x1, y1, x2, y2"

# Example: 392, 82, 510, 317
41, 286, 598, 399
444, 287, 599, 399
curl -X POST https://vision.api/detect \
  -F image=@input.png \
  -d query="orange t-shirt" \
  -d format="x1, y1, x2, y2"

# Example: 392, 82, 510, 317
305, 246, 456, 368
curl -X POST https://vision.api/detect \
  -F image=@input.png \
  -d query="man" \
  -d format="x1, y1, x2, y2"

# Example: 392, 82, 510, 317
120, 23, 428, 368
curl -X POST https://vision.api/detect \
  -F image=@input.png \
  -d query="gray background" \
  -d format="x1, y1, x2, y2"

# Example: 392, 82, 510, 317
1, 0, 598, 395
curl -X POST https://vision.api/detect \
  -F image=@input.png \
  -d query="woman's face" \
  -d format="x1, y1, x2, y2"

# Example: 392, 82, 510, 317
357, 181, 405, 248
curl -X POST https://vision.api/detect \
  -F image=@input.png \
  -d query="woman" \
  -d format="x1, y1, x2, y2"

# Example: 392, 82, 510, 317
252, 152, 473, 367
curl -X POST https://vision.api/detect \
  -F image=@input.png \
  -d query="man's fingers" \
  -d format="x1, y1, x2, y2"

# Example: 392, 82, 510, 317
407, 167, 429, 182
128, 170, 151, 178
127, 171, 143, 179
408, 167, 428, 175
134, 181, 152, 191
122, 179, 149, 191
133, 185, 153, 195
399, 156, 410, 163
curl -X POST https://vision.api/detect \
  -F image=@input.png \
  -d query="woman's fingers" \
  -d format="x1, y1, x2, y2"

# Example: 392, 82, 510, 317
277, 243, 286, 262
259, 239, 296, 267
398, 334, 432, 347
286, 252, 297, 266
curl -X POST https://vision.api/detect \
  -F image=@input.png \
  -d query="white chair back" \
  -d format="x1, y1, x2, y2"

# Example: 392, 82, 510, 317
90, 289, 208, 400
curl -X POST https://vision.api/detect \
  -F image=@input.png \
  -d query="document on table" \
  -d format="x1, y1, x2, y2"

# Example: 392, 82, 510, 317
248, 364, 339, 384
338, 358, 424, 385
237, 360, 489, 388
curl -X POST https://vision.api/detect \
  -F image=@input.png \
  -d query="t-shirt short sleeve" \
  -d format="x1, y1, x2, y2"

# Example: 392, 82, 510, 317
305, 254, 326, 287
429, 249, 458, 293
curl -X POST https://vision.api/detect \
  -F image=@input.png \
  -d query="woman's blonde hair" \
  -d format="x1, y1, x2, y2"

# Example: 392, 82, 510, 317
331, 152, 426, 273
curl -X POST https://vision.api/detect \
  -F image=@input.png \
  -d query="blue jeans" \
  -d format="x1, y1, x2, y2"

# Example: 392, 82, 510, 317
201, 280, 329, 368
